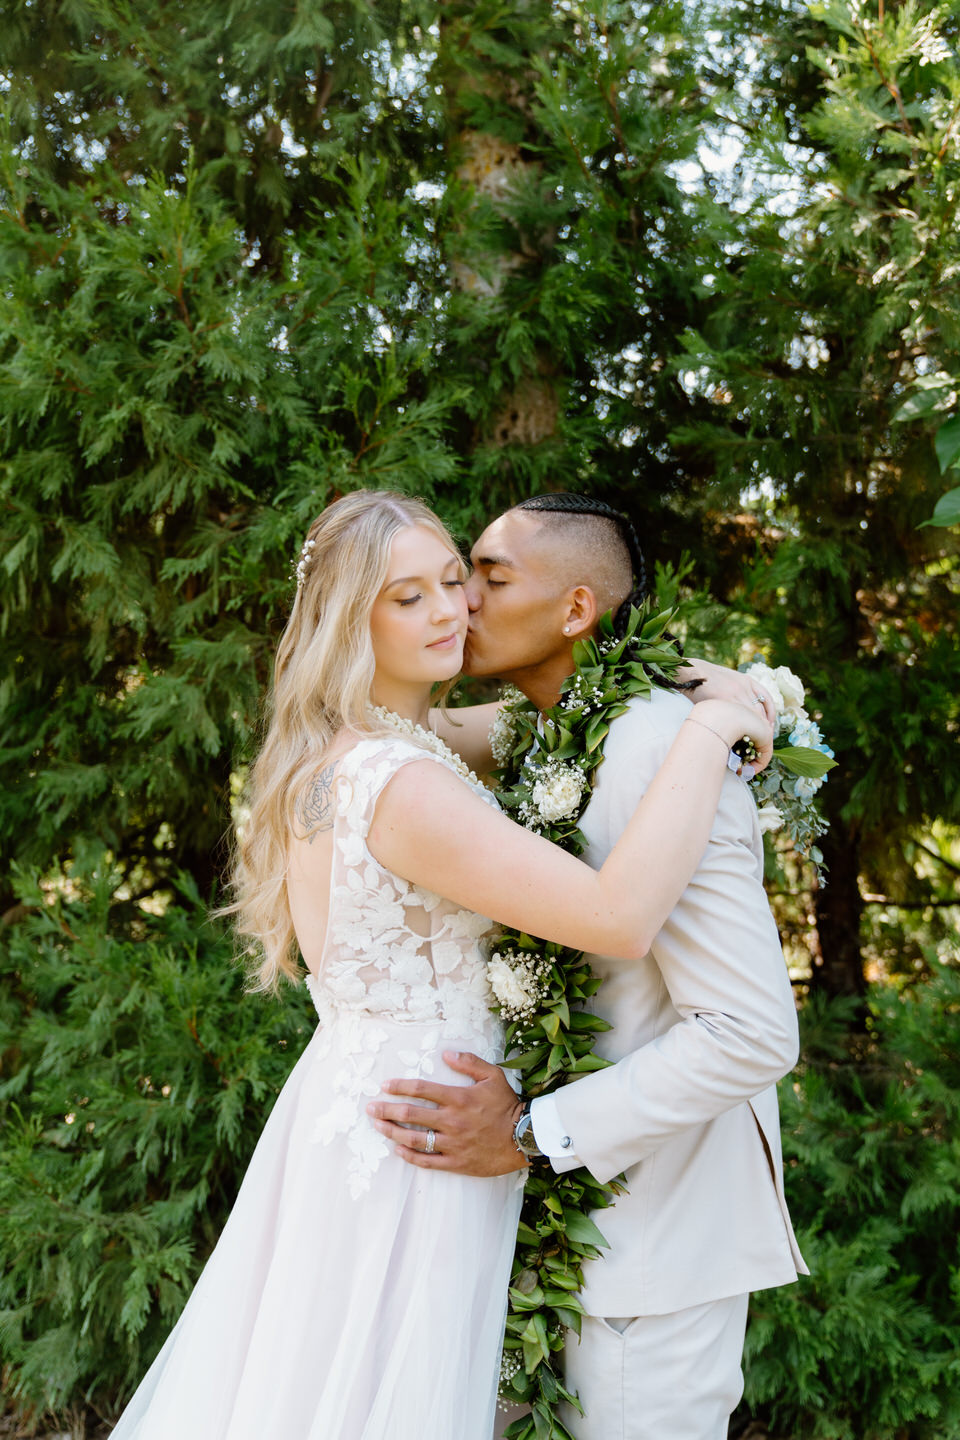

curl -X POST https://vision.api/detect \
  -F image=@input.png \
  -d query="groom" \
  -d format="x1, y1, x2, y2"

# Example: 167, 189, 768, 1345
368, 493, 807, 1440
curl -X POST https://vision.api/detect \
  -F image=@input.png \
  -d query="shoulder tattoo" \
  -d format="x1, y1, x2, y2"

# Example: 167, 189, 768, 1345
295, 764, 336, 841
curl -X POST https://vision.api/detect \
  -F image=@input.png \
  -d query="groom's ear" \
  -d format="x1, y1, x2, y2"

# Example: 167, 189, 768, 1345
562, 585, 600, 639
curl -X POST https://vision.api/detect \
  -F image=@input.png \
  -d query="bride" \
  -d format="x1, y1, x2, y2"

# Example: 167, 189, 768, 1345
108, 490, 773, 1440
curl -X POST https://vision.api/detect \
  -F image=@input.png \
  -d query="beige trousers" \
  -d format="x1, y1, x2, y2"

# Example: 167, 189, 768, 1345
557, 1294, 750, 1440
494, 1294, 749, 1440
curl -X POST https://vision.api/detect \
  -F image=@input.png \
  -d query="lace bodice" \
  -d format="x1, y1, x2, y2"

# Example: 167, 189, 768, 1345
296, 737, 507, 1197
306, 737, 500, 1038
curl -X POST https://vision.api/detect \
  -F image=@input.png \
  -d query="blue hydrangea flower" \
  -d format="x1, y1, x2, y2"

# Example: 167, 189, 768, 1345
789, 717, 823, 749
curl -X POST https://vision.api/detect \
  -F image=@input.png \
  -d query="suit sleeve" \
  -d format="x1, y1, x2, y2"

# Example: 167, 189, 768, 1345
552, 712, 800, 1186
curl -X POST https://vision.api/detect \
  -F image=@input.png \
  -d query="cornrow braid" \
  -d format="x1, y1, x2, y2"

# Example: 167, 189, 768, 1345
515, 491, 649, 639
515, 492, 700, 691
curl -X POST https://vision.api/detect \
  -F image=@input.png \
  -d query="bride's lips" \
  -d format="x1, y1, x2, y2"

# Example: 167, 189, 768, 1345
427, 634, 460, 650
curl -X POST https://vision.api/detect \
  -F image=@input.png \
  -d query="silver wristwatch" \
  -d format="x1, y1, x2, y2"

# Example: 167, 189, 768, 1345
512, 1100, 544, 1160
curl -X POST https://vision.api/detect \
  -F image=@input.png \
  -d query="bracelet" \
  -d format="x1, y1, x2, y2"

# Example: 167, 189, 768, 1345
684, 714, 733, 755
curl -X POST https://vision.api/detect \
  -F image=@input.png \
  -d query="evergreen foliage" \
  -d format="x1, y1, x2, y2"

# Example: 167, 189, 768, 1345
669, 0, 960, 994
2, 861, 958, 1437
0, 854, 313, 1423
1, 0, 959, 1432
738, 967, 960, 1439
2, 0, 956, 986
0, 0, 743, 903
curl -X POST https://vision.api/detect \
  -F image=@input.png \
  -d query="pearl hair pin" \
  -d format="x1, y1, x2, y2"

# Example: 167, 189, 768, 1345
295, 537, 316, 587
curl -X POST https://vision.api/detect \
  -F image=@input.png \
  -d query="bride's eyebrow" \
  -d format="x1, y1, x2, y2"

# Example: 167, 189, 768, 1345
384, 558, 461, 590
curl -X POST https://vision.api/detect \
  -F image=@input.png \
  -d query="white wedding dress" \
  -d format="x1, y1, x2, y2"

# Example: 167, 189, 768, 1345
109, 737, 523, 1440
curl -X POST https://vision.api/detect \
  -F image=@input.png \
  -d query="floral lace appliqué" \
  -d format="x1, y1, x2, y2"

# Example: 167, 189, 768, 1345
303, 739, 505, 1195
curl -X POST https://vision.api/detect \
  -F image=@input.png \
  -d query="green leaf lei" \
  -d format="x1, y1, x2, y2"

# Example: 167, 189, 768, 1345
491, 602, 690, 1440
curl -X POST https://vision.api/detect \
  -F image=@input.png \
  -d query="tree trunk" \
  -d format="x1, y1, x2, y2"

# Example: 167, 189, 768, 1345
812, 799, 867, 1001
439, 2, 560, 454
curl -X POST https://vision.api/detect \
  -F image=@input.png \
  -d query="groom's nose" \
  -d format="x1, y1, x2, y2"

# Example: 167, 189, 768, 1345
464, 576, 483, 613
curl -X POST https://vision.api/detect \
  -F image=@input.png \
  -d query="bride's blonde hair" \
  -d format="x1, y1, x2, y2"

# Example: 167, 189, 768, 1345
226, 489, 464, 992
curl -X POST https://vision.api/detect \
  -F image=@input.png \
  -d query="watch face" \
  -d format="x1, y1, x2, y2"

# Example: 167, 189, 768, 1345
516, 1114, 541, 1156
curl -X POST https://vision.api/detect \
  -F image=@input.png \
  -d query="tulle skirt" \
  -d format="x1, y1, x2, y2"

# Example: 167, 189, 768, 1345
109, 1008, 523, 1440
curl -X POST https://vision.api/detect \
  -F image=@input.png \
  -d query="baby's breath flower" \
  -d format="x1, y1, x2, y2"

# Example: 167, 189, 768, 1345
489, 711, 519, 767
488, 686, 529, 767
498, 1348, 523, 1406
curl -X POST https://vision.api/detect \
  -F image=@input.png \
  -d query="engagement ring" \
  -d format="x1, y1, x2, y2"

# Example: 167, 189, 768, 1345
424, 1130, 436, 1154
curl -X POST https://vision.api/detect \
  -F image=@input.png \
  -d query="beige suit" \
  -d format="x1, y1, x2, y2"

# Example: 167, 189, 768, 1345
526, 690, 807, 1438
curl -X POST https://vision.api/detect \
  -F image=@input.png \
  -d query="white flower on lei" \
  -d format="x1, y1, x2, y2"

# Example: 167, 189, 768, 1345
531, 761, 587, 824
488, 954, 534, 1012
487, 949, 551, 1022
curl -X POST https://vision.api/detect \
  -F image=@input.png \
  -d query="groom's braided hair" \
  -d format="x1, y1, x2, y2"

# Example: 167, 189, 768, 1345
514, 492, 649, 640
514, 492, 698, 689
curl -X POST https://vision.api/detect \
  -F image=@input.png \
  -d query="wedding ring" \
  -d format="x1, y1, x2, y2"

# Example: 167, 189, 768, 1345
753, 695, 766, 706
424, 1129, 436, 1154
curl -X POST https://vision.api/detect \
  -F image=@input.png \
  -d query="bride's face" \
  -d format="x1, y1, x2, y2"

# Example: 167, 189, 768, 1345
369, 525, 468, 695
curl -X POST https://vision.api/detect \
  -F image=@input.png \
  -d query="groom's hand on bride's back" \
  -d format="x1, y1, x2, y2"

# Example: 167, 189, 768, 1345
366, 1053, 528, 1175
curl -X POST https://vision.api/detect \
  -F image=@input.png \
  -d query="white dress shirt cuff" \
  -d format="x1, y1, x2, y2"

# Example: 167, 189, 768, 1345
530, 1094, 581, 1173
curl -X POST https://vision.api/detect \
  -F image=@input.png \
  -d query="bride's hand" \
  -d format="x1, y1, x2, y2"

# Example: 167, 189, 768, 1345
686, 697, 775, 773
679, 658, 776, 728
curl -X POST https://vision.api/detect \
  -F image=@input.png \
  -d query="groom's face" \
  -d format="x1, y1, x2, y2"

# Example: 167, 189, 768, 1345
463, 510, 573, 684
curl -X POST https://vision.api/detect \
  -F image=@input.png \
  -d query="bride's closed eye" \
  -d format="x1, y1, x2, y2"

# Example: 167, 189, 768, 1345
398, 579, 464, 606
